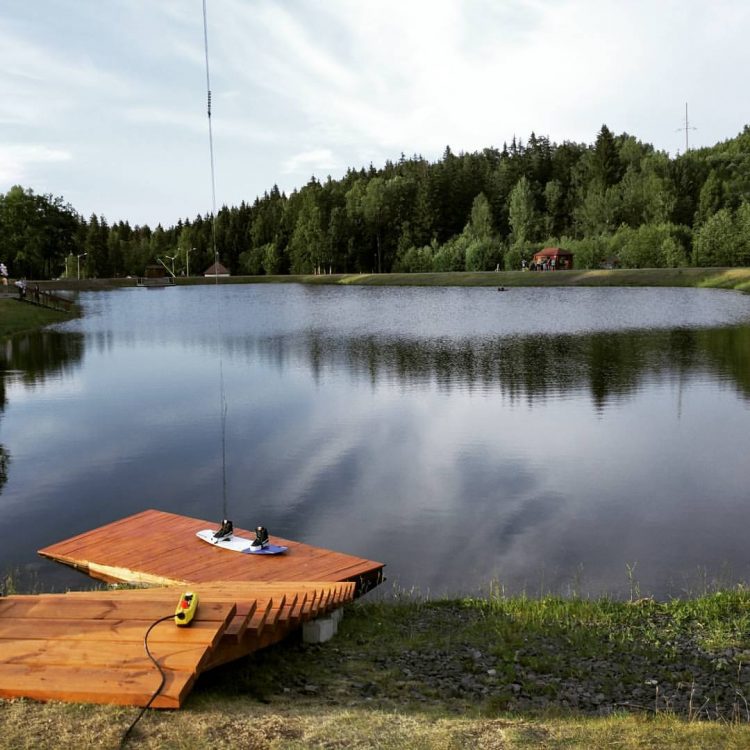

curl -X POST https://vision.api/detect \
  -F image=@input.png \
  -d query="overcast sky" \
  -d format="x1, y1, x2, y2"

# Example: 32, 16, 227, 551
2, 0, 749, 228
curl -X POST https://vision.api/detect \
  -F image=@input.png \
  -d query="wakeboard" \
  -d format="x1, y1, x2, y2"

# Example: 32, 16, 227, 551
196, 529, 288, 555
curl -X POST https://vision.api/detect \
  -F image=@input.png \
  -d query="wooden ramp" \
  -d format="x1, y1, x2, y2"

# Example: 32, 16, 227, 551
0, 581, 356, 708
1, 510, 382, 708
38, 509, 384, 592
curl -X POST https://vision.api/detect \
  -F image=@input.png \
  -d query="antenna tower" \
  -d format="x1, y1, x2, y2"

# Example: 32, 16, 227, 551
677, 102, 697, 152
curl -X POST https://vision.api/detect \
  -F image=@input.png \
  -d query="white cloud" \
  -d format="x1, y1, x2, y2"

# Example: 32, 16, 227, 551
0, 145, 72, 183
2, 0, 749, 224
0, 24, 131, 126
282, 148, 337, 175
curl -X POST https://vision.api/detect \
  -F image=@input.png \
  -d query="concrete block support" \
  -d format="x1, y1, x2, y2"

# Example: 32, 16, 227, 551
302, 607, 343, 643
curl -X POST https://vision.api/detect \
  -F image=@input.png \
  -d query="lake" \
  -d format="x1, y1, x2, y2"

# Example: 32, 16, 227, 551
2, 284, 750, 598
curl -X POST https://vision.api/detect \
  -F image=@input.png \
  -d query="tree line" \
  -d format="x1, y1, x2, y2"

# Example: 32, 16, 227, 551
2, 124, 750, 280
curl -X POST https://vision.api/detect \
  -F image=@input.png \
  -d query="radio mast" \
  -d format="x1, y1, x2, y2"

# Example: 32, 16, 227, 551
677, 102, 697, 152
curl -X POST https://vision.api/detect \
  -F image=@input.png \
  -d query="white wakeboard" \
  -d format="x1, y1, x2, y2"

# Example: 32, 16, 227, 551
196, 528, 288, 555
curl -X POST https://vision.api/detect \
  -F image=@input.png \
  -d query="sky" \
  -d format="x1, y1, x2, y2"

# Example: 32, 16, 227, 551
1, 0, 749, 228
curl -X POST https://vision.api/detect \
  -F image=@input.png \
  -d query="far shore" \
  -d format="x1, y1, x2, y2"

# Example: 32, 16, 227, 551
27, 267, 750, 293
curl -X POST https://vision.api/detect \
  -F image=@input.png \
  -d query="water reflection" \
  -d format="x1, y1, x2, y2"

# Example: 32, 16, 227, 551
244, 325, 750, 407
0, 331, 85, 495
2, 286, 750, 598
1, 330, 85, 388
0, 445, 8, 493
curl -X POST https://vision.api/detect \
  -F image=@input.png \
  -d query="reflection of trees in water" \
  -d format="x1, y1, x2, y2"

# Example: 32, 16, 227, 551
249, 325, 750, 407
0, 331, 85, 494
0, 445, 8, 493
698, 326, 750, 397
1, 331, 85, 388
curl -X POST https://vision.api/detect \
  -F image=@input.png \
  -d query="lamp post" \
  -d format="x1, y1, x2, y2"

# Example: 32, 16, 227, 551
77, 253, 87, 280
165, 254, 177, 277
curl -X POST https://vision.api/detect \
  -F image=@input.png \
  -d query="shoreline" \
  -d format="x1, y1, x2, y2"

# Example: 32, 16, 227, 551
28, 267, 750, 293
0, 297, 78, 339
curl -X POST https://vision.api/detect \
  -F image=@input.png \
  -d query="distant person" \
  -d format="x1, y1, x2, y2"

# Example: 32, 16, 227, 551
0, 262, 7, 286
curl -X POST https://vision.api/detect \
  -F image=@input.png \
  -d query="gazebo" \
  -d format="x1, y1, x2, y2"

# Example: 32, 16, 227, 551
531, 247, 573, 270
203, 261, 230, 277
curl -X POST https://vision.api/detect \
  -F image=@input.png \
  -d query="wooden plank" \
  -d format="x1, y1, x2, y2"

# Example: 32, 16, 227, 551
37, 512, 178, 565
0, 614, 233, 646
300, 592, 317, 619
1, 587, 251, 601
206, 622, 296, 671
0, 663, 191, 709
222, 599, 259, 642
289, 592, 307, 622
244, 598, 272, 636
1, 638, 210, 672
262, 595, 286, 630
85, 562, 185, 588
37, 510, 155, 557
276, 593, 298, 627
0, 598, 233, 622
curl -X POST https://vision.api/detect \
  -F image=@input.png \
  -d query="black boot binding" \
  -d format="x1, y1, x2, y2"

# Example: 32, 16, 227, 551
251, 525, 269, 550
213, 519, 233, 540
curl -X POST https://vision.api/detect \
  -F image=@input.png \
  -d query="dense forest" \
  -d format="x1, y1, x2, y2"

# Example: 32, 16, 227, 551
2, 124, 750, 280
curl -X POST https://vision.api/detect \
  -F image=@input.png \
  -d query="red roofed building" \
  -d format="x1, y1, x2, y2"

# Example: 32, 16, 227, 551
531, 247, 573, 270
203, 261, 230, 277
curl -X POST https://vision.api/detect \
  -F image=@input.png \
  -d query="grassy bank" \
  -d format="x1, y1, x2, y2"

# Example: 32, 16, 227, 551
0, 298, 76, 338
33, 266, 750, 293
3, 591, 750, 748
285, 267, 750, 291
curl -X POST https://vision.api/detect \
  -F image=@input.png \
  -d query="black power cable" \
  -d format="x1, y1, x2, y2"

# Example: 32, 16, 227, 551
119, 614, 175, 747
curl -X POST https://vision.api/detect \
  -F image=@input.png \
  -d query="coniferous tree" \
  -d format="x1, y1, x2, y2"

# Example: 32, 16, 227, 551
592, 124, 624, 188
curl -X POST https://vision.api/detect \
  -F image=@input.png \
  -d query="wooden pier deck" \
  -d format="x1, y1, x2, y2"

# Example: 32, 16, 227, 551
0, 581, 356, 707
0, 510, 382, 708
38, 509, 384, 592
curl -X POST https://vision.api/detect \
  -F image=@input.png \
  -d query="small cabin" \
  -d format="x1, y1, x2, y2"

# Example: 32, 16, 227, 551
531, 247, 573, 270
204, 262, 230, 277
144, 265, 168, 278
137, 265, 175, 287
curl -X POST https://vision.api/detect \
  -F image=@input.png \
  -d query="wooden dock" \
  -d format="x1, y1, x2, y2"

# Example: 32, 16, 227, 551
38, 509, 384, 592
0, 581, 356, 707
0, 510, 383, 708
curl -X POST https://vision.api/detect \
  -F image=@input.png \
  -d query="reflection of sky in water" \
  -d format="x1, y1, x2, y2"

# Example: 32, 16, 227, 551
2, 285, 750, 596
60, 285, 750, 341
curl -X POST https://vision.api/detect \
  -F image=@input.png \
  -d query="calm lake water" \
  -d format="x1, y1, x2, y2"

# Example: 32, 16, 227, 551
2, 284, 750, 598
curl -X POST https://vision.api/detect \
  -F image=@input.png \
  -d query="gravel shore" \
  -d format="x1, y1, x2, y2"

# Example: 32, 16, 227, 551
202, 598, 750, 722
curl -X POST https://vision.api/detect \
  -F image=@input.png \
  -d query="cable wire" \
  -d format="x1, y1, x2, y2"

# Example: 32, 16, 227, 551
119, 614, 175, 747
202, 0, 229, 520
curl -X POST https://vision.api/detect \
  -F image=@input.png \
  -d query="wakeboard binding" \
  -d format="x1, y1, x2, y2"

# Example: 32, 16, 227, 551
213, 518, 234, 540
251, 525, 269, 550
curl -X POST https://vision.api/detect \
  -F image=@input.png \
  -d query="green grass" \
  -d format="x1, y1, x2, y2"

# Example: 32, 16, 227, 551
3, 590, 750, 747
0, 298, 76, 338
183, 267, 750, 290
4, 702, 750, 750
35, 266, 750, 292
325, 267, 750, 290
